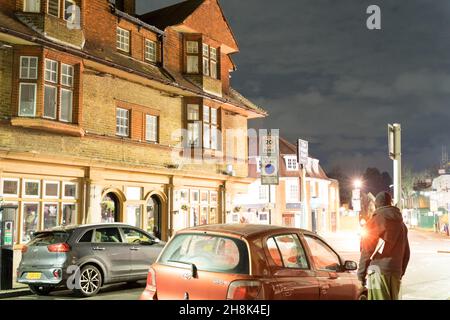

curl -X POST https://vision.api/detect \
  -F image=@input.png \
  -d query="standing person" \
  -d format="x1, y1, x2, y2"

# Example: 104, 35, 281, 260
357, 191, 410, 300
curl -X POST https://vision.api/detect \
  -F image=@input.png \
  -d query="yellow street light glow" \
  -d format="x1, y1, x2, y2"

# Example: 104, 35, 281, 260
354, 179, 362, 189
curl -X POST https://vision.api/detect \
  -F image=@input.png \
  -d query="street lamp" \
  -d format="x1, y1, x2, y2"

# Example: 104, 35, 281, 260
354, 179, 362, 189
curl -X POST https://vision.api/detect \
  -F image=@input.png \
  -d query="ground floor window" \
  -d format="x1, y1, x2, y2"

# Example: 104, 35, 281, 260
147, 196, 161, 239
1, 177, 79, 244
101, 193, 120, 223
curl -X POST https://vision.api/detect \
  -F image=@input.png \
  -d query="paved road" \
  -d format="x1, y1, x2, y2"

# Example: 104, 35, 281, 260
320, 229, 450, 300
4, 281, 145, 300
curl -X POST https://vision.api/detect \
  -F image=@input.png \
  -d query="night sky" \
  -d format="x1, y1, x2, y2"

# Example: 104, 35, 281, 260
137, 0, 450, 176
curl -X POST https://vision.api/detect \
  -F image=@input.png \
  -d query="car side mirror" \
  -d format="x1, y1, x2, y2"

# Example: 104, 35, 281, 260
344, 260, 358, 271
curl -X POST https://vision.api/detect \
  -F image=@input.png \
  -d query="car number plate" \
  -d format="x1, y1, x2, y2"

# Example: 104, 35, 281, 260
26, 272, 42, 280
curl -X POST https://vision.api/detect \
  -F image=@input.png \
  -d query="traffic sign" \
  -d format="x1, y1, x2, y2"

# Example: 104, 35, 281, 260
297, 139, 309, 165
260, 130, 279, 185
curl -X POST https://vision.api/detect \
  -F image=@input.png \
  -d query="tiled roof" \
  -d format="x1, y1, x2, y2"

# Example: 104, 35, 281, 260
0, 10, 266, 117
139, 0, 204, 30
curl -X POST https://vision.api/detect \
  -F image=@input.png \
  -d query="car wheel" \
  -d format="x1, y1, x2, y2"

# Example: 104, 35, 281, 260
73, 265, 103, 298
29, 285, 53, 296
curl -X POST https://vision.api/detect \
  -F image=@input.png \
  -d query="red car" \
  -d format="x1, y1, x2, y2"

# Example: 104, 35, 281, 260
141, 224, 367, 300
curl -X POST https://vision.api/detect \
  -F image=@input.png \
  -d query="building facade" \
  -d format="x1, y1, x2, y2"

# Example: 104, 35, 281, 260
232, 138, 340, 233
0, 0, 267, 248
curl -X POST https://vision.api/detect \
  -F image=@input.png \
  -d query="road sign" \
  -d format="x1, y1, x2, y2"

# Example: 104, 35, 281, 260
352, 189, 361, 201
297, 139, 309, 165
352, 199, 361, 212
260, 130, 279, 185
388, 124, 401, 160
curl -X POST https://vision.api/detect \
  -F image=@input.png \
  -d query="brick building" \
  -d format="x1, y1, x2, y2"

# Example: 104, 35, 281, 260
233, 138, 340, 233
0, 0, 267, 248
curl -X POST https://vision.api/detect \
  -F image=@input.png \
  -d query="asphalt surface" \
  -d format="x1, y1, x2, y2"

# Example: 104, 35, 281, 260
320, 228, 450, 300
3, 281, 145, 300
3, 229, 449, 300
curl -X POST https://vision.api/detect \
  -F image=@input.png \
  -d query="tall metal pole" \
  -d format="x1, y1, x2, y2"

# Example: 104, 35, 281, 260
268, 186, 272, 225
393, 124, 402, 209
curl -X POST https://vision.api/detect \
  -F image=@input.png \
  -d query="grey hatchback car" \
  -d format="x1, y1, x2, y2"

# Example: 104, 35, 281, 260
17, 223, 165, 297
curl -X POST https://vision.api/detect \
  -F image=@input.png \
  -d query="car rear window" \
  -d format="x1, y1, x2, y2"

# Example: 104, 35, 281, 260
159, 234, 249, 274
27, 232, 71, 246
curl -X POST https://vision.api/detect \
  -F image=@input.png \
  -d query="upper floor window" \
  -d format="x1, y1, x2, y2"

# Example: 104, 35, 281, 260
187, 104, 200, 147
286, 180, 299, 203
64, 0, 76, 21
145, 114, 158, 142
48, 0, 60, 17
116, 108, 130, 137
186, 104, 220, 150
202, 44, 210, 76
286, 157, 298, 171
117, 28, 130, 53
43, 59, 74, 122
19, 56, 38, 117
20, 57, 38, 79
145, 40, 157, 63
186, 41, 199, 74
24, 0, 41, 13
210, 48, 218, 79
259, 185, 268, 201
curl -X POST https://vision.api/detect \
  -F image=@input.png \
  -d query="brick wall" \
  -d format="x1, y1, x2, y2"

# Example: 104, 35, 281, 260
0, 47, 13, 120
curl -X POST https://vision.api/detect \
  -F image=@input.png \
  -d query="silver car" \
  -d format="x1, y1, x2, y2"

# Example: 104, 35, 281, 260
17, 223, 165, 297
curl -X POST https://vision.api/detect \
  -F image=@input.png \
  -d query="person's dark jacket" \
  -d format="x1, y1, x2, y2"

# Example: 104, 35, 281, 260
357, 205, 410, 281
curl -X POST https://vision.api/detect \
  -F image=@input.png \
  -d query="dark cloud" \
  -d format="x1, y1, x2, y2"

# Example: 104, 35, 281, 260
138, 0, 450, 175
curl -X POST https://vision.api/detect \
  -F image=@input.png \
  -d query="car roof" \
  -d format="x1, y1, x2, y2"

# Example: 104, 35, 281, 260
177, 224, 316, 239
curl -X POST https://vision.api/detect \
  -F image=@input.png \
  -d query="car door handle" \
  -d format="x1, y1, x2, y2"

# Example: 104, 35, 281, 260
92, 247, 106, 251
130, 247, 140, 251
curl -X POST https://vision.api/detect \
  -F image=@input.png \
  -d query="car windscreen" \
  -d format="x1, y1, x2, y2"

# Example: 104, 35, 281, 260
27, 231, 71, 246
159, 234, 250, 275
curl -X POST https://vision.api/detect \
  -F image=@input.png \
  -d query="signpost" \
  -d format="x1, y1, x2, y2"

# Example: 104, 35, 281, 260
259, 130, 280, 225
260, 130, 280, 186
388, 124, 402, 209
297, 139, 309, 166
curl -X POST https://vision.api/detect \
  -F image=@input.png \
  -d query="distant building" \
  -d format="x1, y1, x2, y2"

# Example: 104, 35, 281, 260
231, 138, 340, 233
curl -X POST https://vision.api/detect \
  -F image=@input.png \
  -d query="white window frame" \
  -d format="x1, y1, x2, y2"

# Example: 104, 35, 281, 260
144, 39, 157, 63
42, 202, 60, 230
200, 190, 209, 204
190, 190, 200, 203
60, 88, 73, 122
210, 191, 218, 204
1, 178, 20, 197
116, 108, 130, 137
19, 92, 35, 118
259, 185, 268, 201
63, 0, 76, 22
62, 203, 78, 226
62, 182, 77, 199
285, 156, 299, 171
145, 114, 158, 143
19, 56, 38, 80
21, 202, 40, 244
45, 59, 58, 83
61, 63, 74, 87
47, 0, 60, 17
23, 179, 41, 199
24, 0, 41, 13
286, 179, 300, 203
44, 84, 58, 119
44, 180, 60, 199
116, 27, 130, 53
186, 41, 199, 54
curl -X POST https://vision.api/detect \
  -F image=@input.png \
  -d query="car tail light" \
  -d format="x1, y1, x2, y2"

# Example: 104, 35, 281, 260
47, 243, 71, 253
146, 267, 156, 288
227, 280, 262, 300
21, 245, 28, 253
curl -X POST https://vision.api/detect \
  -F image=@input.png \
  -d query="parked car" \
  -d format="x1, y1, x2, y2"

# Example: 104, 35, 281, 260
140, 224, 366, 300
17, 223, 165, 297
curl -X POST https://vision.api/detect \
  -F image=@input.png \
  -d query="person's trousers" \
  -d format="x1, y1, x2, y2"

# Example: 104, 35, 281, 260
367, 271, 401, 300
